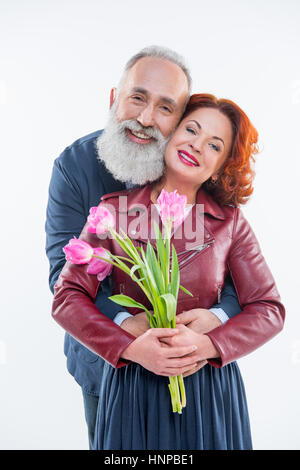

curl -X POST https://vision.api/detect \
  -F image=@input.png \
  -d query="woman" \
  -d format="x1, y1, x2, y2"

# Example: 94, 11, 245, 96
52, 94, 285, 449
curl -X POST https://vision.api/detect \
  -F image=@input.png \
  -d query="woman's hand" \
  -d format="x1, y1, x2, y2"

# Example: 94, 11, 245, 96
161, 323, 220, 377
121, 328, 199, 377
120, 310, 220, 377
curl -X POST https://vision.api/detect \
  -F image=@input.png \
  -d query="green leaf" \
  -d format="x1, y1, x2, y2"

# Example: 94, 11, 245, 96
115, 255, 135, 264
140, 248, 159, 296
179, 284, 193, 297
118, 228, 142, 262
109, 294, 148, 311
110, 227, 142, 265
106, 252, 153, 304
170, 244, 180, 301
146, 241, 165, 294
160, 293, 177, 322
154, 222, 166, 268
148, 313, 157, 328
130, 264, 146, 282
107, 252, 132, 275
153, 296, 168, 326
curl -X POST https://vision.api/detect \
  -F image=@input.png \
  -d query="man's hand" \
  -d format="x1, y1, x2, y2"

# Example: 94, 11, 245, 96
176, 308, 222, 334
120, 311, 150, 337
121, 328, 199, 377
120, 308, 221, 338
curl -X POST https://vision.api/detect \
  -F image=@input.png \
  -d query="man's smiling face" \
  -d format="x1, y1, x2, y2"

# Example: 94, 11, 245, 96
96, 56, 190, 186
115, 56, 189, 141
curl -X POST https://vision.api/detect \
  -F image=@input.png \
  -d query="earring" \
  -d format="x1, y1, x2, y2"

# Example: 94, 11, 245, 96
210, 176, 218, 184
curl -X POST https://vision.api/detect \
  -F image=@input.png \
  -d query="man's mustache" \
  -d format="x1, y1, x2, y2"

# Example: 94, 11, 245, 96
118, 119, 166, 142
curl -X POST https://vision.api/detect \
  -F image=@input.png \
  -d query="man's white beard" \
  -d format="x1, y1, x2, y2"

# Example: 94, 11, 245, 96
96, 105, 169, 186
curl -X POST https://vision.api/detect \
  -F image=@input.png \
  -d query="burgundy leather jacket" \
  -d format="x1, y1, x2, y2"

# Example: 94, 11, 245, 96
52, 185, 285, 368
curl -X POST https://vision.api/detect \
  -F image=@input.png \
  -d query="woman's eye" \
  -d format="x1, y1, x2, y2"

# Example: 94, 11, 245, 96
186, 127, 196, 135
209, 143, 220, 152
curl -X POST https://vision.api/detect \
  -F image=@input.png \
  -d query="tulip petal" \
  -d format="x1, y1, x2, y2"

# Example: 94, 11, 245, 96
87, 247, 113, 280
63, 237, 94, 264
157, 189, 187, 228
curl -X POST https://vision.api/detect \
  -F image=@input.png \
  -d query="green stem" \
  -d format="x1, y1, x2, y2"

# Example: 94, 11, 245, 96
169, 376, 182, 414
169, 377, 177, 413
164, 222, 172, 291
174, 376, 182, 414
92, 254, 153, 305
168, 382, 177, 413
178, 374, 186, 408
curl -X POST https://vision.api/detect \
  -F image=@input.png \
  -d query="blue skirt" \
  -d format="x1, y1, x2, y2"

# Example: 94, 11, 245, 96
94, 361, 252, 450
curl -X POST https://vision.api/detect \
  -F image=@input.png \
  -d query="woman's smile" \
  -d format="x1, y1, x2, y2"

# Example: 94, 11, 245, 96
177, 150, 200, 167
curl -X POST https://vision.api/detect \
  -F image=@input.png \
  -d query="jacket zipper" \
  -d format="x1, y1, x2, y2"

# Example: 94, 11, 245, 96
177, 240, 214, 268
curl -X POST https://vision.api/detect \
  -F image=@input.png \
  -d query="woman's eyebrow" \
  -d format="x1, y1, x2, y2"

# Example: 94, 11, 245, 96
187, 120, 225, 145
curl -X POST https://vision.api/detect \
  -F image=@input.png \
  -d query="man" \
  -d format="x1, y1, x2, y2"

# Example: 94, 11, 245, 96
45, 46, 244, 447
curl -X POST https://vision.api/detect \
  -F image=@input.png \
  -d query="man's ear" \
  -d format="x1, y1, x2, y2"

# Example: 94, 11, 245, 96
109, 87, 117, 108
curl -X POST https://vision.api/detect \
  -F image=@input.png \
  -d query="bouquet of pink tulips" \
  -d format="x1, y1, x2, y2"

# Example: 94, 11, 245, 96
63, 190, 193, 414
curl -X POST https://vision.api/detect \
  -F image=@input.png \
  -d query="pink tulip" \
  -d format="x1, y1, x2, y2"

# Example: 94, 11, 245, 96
63, 237, 94, 264
157, 189, 187, 228
87, 247, 113, 281
87, 205, 115, 235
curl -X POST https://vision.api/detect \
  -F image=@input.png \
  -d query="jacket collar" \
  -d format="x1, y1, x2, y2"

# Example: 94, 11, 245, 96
114, 184, 226, 221
104, 184, 226, 249
195, 188, 226, 221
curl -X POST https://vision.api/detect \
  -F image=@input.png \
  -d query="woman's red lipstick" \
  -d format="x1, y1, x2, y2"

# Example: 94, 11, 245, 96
177, 150, 199, 167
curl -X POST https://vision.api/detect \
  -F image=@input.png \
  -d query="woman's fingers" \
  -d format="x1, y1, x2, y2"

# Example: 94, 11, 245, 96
182, 360, 208, 378
160, 362, 200, 377
163, 344, 198, 359
147, 328, 179, 337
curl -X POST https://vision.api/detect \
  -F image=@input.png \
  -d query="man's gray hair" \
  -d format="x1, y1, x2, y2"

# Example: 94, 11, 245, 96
118, 45, 192, 96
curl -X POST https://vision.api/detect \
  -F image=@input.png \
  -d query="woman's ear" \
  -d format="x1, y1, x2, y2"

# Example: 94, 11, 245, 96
109, 88, 117, 108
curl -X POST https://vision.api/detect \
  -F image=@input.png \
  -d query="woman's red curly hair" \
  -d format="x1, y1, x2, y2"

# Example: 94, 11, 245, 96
182, 94, 259, 206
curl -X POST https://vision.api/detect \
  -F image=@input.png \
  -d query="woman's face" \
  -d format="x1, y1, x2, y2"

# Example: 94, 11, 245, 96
164, 107, 233, 188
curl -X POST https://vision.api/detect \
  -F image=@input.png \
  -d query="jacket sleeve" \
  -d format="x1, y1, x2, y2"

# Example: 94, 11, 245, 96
45, 156, 87, 293
205, 208, 285, 367
45, 154, 128, 320
51, 221, 136, 368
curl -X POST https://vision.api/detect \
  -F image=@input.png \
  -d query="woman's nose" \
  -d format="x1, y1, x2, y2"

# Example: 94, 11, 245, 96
189, 137, 203, 153
136, 104, 155, 128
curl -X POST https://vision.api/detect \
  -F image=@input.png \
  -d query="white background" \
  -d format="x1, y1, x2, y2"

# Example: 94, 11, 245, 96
0, 0, 299, 450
